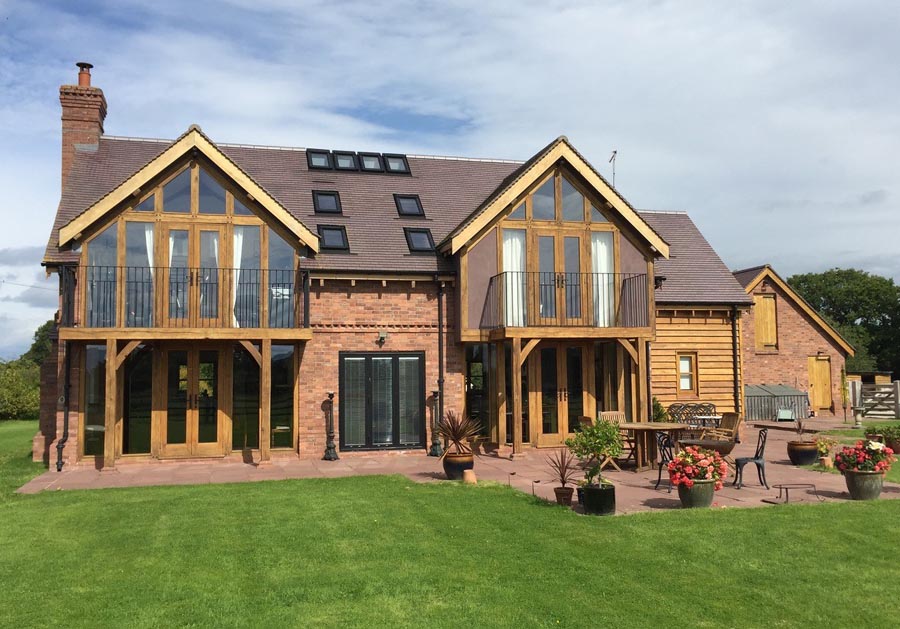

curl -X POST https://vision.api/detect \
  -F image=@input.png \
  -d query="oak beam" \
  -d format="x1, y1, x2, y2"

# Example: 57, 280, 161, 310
496, 341, 507, 446
636, 338, 649, 423
616, 338, 639, 364
259, 339, 272, 463
511, 339, 523, 457
103, 338, 117, 469
519, 338, 540, 368
115, 340, 142, 370
239, 340, 262, 366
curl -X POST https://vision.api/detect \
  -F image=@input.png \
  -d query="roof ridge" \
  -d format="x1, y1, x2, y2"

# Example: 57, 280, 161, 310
637, 209, 688, 215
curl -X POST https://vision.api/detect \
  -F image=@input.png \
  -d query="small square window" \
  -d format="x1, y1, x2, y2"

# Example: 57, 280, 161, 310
333, 152, 358, 171
318, 225, 349, 250
394, 194, 424, 217
313, 191, 342, 214
358, 152, 384, 172
404, 228, 434, 252
307, 149, 332, 170
384, 154, 410, 174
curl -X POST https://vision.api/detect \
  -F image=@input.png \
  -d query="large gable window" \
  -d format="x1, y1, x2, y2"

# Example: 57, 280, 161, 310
532, 178, 555, 221
561, 178, 584, 222
163, 169, 191, 213
198, 170, 226, 214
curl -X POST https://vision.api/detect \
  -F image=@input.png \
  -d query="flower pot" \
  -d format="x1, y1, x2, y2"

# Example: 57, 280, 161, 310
887, 438, 900, 454
576, 486, 585, 506
582, 484, 616, 515
819, 456, 833, 469
677, 479, 716, 508
442, 452, 474, 480
554, 486, 575, 506
787, 441, 819, 466
843, 470, 885, 500
865, 433, 884, 443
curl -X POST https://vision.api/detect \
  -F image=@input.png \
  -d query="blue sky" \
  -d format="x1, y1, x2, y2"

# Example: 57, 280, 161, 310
0, 0, 898, 358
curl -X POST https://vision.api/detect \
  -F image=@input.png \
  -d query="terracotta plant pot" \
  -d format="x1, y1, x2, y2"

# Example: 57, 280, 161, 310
819, 456, 833, 469
677, 478, 716, 508
787, 441, 819, 466
582, 484, 616, 515
554, 486, 575, 506
844, 470, 885, 500
888, 439, 900, 454
865, 433, 884, 443
442, 452, 474, 480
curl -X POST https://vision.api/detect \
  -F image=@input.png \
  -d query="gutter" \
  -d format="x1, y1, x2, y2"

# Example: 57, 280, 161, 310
56, 340, 71, 472
435, 277, 445, 423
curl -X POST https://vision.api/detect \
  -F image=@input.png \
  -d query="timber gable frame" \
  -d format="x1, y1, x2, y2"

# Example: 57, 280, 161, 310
58, 125, 320, 254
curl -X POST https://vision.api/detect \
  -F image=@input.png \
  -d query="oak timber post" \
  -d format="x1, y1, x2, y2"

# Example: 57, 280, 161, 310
103, 337, 117, 469
496, 341, 507, 446
511, 339, 523, 456
636, 339, 649, 422
260, 339, 272, 463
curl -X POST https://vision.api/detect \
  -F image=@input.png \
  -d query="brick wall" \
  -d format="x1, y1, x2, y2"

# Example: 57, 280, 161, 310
59, 85, 106, 190
741, 279, 848, 416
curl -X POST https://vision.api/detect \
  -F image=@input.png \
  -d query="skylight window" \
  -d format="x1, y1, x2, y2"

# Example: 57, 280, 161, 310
318, 225, 349, 250
394, 194, 424, 217
313, 191, 342, 214
307, 149, 332, 170
383, 154, 410, 174
358, 152, 384, 172
404, 228, 434, 252
333, 152, 358, 170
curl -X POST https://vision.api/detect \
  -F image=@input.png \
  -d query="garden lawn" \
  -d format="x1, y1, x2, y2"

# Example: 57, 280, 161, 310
3, 424, 900, 627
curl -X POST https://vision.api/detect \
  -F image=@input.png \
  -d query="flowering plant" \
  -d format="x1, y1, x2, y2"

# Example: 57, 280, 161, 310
815, 435, 838, 456
834, 440, 896, 473
668, 446, 729, 491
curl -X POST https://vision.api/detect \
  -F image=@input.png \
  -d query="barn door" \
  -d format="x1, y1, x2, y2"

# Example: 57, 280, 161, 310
808, 356, 832, 410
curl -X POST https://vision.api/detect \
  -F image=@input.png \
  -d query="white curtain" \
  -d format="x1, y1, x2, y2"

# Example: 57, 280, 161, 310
168, 233, 174, 266
592, 232, 614, 326
232, 227, 244, 327
144, 224, 154, 278
502, 229, 526, 326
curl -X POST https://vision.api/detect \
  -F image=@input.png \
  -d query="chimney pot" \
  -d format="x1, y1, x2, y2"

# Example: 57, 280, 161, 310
76, 62, 93, 87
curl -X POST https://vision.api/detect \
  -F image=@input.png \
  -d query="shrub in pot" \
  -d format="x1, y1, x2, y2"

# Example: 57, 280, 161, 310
546, 448, 580, 506
438, 411, 482, 480
668, 446, 729, 508
875, 425, 900, 453
835, 440, 896, 500
565, 419, 622, 515
815, 435, 838, 468
787, 420, 819, 466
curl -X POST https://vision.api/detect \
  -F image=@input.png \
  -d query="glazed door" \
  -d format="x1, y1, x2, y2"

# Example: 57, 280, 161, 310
162, 225, 225, 327
161, 347, 223, 457
535, 342, 588, 446
532, 231, 588, 325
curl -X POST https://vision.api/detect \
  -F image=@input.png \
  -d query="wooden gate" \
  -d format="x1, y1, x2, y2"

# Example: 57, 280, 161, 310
861, 383, 900, 420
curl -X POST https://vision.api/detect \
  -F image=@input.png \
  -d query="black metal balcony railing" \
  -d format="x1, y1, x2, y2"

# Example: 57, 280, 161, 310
60, 265, 310, 329
480, 271, 648, 329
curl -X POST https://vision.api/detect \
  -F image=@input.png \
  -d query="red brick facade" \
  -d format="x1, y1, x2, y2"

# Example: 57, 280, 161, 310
740, 278, 849, 416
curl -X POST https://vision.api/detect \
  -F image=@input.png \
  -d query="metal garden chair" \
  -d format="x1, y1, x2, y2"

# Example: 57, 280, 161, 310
655, 431, 675, 493
733, 428, 769, 489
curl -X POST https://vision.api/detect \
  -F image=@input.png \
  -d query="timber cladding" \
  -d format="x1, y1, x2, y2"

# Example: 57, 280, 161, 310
650, 308, 741, 414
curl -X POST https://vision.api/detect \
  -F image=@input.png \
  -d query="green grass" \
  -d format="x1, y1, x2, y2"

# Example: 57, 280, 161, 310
3, 422, 900, 627
0, 420, 43, 502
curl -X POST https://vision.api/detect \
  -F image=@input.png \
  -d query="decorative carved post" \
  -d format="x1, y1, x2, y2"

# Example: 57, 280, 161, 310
323, 391, 338, 461
429, 389, 443, 457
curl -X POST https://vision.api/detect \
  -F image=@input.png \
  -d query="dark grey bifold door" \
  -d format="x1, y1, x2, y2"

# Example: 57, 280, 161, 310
339, 352, 425, 450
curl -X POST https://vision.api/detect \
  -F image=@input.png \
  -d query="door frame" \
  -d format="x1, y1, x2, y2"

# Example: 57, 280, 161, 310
160, 223, 227, 328
532, 340, 592, 447
159, 343, 227, 458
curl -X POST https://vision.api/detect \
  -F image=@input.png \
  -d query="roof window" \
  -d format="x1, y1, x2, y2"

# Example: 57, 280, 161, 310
313, 191, 342, 214
383, 154, 410, 174
333, 152, 358, 171
318, 225, 349, 250
404, 228, 434, 252
394, 194, 424, 217
307, 149, 332, 170
358, 152, 384, 172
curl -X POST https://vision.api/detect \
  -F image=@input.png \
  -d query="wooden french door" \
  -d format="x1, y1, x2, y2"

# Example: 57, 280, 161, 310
161, 346, 224, 457
534, 342, 589, 446
532, 230, 588, 325
162, 224, 226, 327
808, 355, 833, 410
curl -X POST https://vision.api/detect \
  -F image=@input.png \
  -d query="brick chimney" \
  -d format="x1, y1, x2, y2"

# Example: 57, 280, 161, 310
59, 62, 107, 191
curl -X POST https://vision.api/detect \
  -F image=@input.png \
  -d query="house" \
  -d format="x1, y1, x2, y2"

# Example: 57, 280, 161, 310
733, 264, 855, 416
35, 63, 751, 469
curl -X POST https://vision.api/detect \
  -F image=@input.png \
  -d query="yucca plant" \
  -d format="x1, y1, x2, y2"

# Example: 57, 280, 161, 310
547, 448, 581, 488
438, 411, 482, 457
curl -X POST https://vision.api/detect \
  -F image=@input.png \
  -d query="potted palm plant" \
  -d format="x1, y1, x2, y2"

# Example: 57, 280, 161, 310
437, 411, 482, 480
787, 419, 819, 466
565, 419, 622, 515
546, 449, 580, 506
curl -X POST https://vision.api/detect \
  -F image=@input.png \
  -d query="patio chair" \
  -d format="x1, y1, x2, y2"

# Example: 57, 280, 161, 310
600, 411, 635, 468
655, 432, 675, 493
700, 413, 741, 442
733, 428, 769, 489
667, 403, 686, 422
576, 415, 594, 430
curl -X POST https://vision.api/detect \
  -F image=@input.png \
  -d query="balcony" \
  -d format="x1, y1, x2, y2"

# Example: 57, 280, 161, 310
480, 272, 649, 333
59, 265, 310, 339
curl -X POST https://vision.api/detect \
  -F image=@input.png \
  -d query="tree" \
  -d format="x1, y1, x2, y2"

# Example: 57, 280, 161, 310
0, 359, 40, 419
788, 269, 900, 375
21, 319, 55, 366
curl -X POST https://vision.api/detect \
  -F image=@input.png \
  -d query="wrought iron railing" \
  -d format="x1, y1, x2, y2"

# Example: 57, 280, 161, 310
480, 271, 648, 329
60, 265, 310, 329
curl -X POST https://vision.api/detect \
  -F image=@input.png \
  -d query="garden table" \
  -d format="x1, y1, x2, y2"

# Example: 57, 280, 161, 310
617, 422, 689, 471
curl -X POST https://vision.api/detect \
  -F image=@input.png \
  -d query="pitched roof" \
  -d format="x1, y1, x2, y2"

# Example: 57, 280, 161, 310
640, 211, 752, 305
732, 264, 855, 355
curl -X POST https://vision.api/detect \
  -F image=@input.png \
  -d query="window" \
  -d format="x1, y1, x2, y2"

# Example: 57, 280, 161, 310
561, 177, 584, 222
404, 228, 434, 252
269, 230, 295, 327
162, 169, 191, 213
339, 352, 425, 449
383, 153, 410, 174
271, 345, 295, 448
677, 353, 698, 398
508, 202, 525, 220
83, 344, 107, 456
318, 225, 349, 250
394, 194, 424, 216
233, 197, 253, 216
333, 152, 358, 170
86, 223, 118, 327
591, 204, 608, 223
198, 169, 226, 214
359, 152, 384, 172
532, 177, 555, 220
306, 149, 332, 170
312, 191, 342, 214
134, 194, 154, 212
232, 345, 260, 449
754, 294, 778, 350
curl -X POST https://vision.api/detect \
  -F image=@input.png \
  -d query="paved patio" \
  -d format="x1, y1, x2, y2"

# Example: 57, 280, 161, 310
19, 417, 900, 513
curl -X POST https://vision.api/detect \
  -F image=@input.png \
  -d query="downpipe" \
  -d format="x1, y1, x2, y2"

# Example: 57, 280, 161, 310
55, 341, 71, 472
